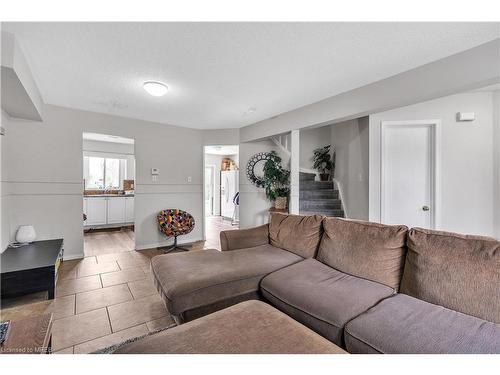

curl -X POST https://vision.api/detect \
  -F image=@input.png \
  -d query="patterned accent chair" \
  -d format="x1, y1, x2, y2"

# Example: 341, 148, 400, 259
157, 209, 195, 253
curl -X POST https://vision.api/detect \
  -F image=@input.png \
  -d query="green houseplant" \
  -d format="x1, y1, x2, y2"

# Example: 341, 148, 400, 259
263, 151, 290, 209
313, 145, 334, 181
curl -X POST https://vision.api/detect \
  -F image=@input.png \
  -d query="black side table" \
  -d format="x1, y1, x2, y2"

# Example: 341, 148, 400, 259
1, 239, 64, 300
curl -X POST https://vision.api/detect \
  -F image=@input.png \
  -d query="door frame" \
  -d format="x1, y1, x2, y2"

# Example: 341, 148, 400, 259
380, 120, 442, 229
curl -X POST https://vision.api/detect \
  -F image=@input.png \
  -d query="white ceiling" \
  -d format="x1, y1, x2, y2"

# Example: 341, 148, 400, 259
83, 132, 134, 144
2, 22, 499, 129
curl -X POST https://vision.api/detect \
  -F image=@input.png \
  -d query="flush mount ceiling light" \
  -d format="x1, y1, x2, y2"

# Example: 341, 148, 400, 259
244, 107, 257, 116
143, 81, 168, 97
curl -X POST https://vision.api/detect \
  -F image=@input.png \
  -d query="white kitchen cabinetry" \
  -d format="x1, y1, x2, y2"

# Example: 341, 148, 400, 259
85, 197, 107, 225
107, 197, 126, 224
125, 197, 134, 223
84, 196, 134, 227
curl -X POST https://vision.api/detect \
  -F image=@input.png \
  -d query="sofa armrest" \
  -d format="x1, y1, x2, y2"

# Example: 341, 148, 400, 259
220, 224, 270, 251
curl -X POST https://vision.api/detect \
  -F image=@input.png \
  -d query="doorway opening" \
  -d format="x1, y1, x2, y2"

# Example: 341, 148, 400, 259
203, 145, 239, 249
82, 132, 136, 256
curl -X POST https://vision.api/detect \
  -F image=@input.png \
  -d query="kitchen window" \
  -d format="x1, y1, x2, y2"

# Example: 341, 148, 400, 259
84, 156, 125, 189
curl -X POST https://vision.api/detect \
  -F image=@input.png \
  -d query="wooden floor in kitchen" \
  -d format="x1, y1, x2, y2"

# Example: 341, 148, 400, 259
0, 216, 238, 353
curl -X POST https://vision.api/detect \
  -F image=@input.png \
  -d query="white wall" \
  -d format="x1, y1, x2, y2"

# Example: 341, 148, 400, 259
493, 90, 500, 238
82, 139, 134, 155
331, 117, 369, 220
299, 126, 331, 169
202, 128, 240, 146
0, 111, 10, 251
2, 104, 206, 258
369, 92, 496, 237
239, 140, 279, 228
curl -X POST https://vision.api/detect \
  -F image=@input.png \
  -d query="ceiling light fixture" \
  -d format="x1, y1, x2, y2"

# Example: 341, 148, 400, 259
244, 107, 257, 116
143, 81, 168, 97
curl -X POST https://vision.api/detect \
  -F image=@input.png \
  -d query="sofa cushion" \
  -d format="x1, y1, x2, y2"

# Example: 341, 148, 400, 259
317, 217, 408, 289
151, 245, 302, 317
220, 224, 269, 251
114, 300, 346, 354
260, 258, 394, 346
345, 294, 500, 354
400, 228, 500, 323
269, 213, 323, 258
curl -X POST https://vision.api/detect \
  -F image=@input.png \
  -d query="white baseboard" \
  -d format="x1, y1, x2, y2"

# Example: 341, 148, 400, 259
135, 237, 204, 251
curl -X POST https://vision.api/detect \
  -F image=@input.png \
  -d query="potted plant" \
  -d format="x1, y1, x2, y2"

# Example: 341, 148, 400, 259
313, 145, 334, 181
263, 151, 290, 209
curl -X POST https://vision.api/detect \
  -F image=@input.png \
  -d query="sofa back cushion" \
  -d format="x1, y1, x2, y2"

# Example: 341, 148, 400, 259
400, 228, 500, 324
269, 213, 323, 258
317, 217, 408, 290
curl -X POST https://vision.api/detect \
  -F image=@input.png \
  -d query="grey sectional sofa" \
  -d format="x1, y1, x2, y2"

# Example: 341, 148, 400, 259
140, 213, 500, 354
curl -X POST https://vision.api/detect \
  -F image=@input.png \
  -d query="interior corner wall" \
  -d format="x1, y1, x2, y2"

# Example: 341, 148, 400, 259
493, 90, 500, 239
299, 126, 331, 170
330, 117, 370, 220
2, 104, 206, 258
239, 140, 279, 228
369, 91, 496, 237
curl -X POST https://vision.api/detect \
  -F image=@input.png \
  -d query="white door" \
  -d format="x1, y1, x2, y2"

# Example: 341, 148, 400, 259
125, 197, 134, 223
86, 197, 107, 225
381, 121, 438, 229
107, 197, 126, 224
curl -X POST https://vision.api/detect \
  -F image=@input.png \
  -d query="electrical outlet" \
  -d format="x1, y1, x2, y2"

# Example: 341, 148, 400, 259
0, 127, 5, 136
187, 176, 192, 183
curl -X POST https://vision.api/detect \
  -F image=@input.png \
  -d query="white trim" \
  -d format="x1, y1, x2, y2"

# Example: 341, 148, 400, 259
205, 164, 216, 216
332, 178, 349, 218
380, 119, 441, 229
289, 130, 300, 214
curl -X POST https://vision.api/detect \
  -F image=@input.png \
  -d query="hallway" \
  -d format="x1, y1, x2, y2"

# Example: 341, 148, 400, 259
203, 216, 238, 250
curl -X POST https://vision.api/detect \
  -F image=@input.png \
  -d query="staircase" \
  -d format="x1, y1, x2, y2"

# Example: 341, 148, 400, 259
299, 172, 344, 217
270, 133, 291, 156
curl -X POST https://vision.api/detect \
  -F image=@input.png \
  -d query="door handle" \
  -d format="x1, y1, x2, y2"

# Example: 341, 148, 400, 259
422, 206, 430, 211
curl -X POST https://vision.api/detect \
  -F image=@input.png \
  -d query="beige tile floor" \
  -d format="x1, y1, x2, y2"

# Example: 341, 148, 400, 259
0, 219, 237, 354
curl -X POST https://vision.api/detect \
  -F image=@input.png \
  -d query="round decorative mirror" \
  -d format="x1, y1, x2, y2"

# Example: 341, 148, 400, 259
246, 152, 272, 188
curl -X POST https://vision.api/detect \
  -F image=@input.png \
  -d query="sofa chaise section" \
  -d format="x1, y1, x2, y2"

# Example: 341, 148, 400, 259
151, 214, 323, 323
151, 245, 302, 323
345, 294, 500, 354
114, 300, 347, 354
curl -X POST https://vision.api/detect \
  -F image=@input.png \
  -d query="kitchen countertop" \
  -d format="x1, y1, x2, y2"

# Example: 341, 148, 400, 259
84, 194, 134, 198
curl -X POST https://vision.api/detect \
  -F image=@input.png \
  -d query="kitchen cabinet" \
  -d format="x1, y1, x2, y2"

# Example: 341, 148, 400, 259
84, 196, 134, 227
85, 197, 107, 225
125, 197, 134, 223
107, 197, 126, 224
